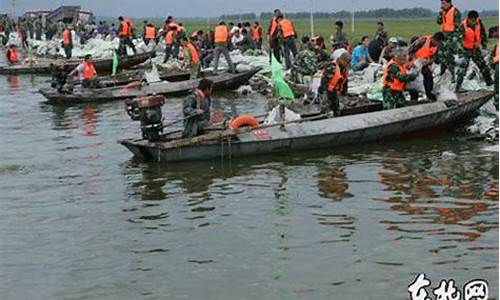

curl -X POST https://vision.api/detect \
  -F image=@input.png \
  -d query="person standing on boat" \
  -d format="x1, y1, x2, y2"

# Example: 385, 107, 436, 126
317, 49, 351, 116
143, 22, 156, 46
290, 36, 318, 84
163, 24, 178, 63
252, 21, 263, 50
437, 0, 461, 81
181, 37, 201, 79
62, 25, 73, 59
455, 10, 492, 93
408, 32, 445, 102
276, 14, 298, 70
68, 54, 98, 89
268, 9, 282, 64
118, 16, 136, 55
212, 21, 235, 74
182, 79, 214, 138
382, 48, 418, 109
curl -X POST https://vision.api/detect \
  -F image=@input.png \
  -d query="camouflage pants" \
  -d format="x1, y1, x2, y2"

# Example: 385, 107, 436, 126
321, 91, 340, 116
382, 88, 406, 110
290, 69, 304, 84
188, 62, 201, 80
437, 33, 459, 79
456, 49, 491, 90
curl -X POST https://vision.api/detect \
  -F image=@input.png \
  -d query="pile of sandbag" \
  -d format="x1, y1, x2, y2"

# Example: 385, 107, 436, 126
208, 49, 271, 74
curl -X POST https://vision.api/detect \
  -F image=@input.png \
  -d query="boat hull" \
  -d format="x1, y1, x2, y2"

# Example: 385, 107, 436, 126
119, 91, 493, 162
39, 68, 261, 105
0, 52, 155, 75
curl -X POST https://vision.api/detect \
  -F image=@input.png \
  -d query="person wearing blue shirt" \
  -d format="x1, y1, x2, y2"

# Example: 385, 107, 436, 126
351, 36, 373, 71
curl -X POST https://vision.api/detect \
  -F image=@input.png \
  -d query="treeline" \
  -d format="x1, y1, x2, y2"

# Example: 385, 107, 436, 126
220, 8, 499, 20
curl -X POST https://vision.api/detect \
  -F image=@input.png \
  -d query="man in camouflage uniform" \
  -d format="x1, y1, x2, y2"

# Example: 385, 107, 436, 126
437, 0, 461, 81
317, 50, 351, 116
455, 10, 492, 92
290, 36, 318, 84
382, 48, 418, 110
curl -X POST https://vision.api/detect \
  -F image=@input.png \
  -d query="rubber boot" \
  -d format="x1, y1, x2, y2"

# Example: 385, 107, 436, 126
455, 76, 464, 93
483, 71, 494, 86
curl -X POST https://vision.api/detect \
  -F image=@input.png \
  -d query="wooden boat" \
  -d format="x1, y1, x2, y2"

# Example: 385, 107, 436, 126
66, 69, 212, 88
118, 91, 493, 163
0, 51, 155, 75
39, 68, 261, 104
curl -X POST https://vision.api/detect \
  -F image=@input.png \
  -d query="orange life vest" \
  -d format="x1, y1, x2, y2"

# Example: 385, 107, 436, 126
120, 21, 130, 37
414, 36, 438, 60
63, 29, 71, 45
7, 48, 18, 63
326, 61, 344, 93
145, 26, 155, 39
383, 59, 408, 92
463, 19, 482, 50
494, 43, 499, 65
214, 25, 229, 43
279, 19, 295, 39
441, 6, 458, 33
165, 30, 175, 45
252, 26, 262, 42
269, 17, 278, 37
83, 62, 96, 80
185, 42, 200, 64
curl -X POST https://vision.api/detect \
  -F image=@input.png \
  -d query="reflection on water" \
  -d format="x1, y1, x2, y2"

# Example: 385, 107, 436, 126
378, 151, 499, 245
317, 167, 353, 201
6, 76, 21, 93
0, 75, 497, 300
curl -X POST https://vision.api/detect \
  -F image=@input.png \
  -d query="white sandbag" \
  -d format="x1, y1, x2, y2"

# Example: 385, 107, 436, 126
144, 64, 161, 83
236, 85, 253, 96
264, 105, 301, 125
362, 63, 382, 83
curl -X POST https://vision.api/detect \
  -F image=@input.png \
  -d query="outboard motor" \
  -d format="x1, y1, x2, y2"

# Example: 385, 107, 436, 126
125, 95, 165, 142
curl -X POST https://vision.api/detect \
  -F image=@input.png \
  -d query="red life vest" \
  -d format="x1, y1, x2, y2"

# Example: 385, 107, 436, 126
252, 26, 262, 42
120, 21, 130, 37
214, 25, 229, 43
383, 59, 408, 92
185, 42, 200, 64
494, 43, 499, 65
414, 36, 438, 60
279, 19, 295, 38
83, 62, 96, 80
145, 26, 155, 39
463, 19, 482, 50
63, 29, 71, 45
7, 48, 18, 63
442, 6, 458, 33
269, 17, 278, 37
165, 30, 175, 45
326, 61, 345, 93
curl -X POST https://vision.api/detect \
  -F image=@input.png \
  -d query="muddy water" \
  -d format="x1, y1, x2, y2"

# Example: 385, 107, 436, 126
0, 75, 497, 300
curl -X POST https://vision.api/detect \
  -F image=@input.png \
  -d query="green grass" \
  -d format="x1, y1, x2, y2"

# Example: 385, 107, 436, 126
129, 17, 498, 49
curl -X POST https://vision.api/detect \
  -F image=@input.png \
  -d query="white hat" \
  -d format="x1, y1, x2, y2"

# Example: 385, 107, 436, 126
332, 48, 349, 60
388, 37, 399, 44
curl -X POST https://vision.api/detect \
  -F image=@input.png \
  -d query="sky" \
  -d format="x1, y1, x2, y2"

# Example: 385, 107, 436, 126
1, 0, 498, 18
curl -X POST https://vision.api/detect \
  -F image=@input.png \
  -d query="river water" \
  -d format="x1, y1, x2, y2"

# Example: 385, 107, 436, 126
0, 75, 498, 300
